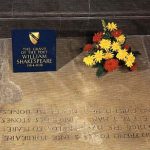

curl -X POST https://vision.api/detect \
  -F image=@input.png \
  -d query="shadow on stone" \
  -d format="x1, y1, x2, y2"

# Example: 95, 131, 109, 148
56, 37, 86, 70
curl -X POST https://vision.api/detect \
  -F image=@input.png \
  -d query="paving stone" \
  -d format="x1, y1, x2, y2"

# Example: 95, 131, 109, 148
0, 36, 150, 149
13, 0, 59, 16
0, 0, 12, 17
126, 36, 150, 70
143, 36, 150, 61
0, 0, 149, 37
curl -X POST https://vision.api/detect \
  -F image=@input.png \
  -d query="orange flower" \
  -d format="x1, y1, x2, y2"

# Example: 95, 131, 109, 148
104, 59, 119, 72
93, 32, 103, 43
83, 44, 92, 52
124, 45, 130, 51
111, 29, 122, 37
130, 63, 137, 71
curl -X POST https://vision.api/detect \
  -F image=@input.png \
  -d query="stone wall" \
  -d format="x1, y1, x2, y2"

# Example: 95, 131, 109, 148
0, 0, 150, 37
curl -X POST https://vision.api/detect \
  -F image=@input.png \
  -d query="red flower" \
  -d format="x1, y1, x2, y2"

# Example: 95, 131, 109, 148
111, 29, 122, 37
104, 59, 119, 72
93, 32, 103, 43
83, 44, 92, 52
130, 63, 137, 71
124, 45, 130, 50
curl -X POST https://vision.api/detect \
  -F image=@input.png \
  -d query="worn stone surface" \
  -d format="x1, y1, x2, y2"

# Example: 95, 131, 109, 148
0, 0, 12, 17
90, 0, 150, 15
0, 39, 22, 104
0, 36, 149, 149
1, 0, 148, 17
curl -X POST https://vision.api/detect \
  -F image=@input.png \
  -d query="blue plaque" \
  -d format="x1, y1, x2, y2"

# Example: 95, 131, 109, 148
12, 29, 56, 72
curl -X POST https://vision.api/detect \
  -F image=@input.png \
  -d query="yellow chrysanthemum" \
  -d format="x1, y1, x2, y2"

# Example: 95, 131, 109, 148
111, 42, 121, 51
104, 52, 114, 59
116, 49, 128, 61
125, 52, 135, 67
116, 34, 126, 44
83, 55, 95, 67
126, 61, 134, 68
107, 22, 117, 31
99, 39, 111, 50
94, 50, 104, 63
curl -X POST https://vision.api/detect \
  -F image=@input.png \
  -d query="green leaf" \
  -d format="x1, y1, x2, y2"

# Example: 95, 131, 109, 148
101, 20, 107, 31
96, 64, 105, 77
132, 51, 141, 57
103, 32, 111, 39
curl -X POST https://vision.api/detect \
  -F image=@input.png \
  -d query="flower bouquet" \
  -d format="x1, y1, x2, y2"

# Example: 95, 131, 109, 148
83, 20, 140, 77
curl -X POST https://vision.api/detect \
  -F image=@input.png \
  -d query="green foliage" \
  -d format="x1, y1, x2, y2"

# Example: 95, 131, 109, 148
132, 51, 141, 57
101, 20, 107, 31
96, 64, 105, 77
103, 32, 111, 39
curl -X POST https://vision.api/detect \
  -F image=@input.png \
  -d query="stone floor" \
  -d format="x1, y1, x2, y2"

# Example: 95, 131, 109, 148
0, 36, 150, 150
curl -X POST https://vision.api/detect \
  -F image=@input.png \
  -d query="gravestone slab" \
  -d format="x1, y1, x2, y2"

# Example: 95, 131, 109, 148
0, 36, 149, 149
